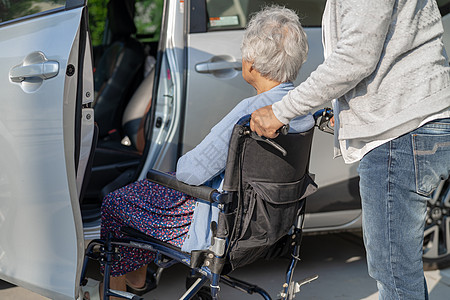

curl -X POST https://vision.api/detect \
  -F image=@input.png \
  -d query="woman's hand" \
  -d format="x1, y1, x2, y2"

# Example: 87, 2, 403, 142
250, 105, 285, 138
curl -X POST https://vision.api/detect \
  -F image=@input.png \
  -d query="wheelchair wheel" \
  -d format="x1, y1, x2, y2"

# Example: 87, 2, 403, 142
191, 288, 213, 300
423, 177, 450, 270
186, 275, 212, 300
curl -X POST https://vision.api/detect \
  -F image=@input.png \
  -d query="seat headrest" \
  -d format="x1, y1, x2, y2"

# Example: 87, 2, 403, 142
107, 0, 137, 38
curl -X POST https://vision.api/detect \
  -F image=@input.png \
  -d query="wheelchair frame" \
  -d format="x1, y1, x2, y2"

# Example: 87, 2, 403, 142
80, 113, 329, 300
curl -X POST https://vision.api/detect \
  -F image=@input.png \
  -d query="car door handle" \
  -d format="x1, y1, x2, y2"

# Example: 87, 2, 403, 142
195, 61, 242, 73
10, 60, 59, 82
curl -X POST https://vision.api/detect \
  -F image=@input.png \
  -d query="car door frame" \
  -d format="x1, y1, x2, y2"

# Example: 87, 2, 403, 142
0, 1, 93, 299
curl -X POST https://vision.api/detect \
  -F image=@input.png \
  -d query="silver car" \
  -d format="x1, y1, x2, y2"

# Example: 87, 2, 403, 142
0, 0, 449, 299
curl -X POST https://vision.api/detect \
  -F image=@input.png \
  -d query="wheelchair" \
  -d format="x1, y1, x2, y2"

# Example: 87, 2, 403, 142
80, 111, 333, 300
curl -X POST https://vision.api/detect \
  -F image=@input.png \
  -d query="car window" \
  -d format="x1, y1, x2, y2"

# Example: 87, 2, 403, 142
0, 0, 66, 24
205, 0, 327, 31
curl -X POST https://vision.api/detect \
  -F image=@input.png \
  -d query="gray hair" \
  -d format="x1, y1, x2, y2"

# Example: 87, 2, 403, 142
241, 6, 308, 82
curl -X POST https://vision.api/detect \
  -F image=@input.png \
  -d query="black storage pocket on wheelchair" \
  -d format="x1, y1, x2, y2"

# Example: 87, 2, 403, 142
228, 174, 315, 270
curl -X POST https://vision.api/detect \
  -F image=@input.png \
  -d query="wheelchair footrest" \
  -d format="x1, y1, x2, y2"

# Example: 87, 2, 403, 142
278, 275, 318, 299
297, 274, 318, 288
292, 274, 319, 295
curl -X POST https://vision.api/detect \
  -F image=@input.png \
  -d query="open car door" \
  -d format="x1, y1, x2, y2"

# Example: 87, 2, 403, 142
0, 1, 94, 299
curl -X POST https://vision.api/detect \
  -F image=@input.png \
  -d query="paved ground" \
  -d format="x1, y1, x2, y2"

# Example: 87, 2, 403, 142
1, 233, 449, 299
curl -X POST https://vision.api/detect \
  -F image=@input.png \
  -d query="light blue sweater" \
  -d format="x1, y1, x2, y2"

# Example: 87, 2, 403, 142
176, 82, 314, 186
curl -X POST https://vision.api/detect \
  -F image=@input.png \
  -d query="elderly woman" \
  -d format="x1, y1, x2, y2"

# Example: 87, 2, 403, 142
83, 6, 314, 300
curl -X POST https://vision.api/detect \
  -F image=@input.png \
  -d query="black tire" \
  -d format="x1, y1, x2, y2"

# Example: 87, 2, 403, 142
185, 275, 213, 300
191, 288, 213, 300
423, 178, 450, 271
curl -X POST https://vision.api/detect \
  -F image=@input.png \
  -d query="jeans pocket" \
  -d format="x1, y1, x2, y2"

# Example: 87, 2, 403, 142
412, 126, 450, 196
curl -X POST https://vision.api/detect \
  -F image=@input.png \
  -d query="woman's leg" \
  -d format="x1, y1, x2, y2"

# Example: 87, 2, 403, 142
99, 178, 196, 296
101, 188, 158, 277
109, 275, 126, 300
125, 265, 148, 289
103, 267, 147, 300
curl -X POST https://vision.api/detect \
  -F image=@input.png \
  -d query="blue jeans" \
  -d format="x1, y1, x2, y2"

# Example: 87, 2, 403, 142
358, 118, 450, 300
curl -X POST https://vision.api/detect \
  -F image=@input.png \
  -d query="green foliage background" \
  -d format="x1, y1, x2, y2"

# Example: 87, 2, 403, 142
135, 0, 163, 42
88, 0, 163, 46
0, 0, 64, 23
88, 0, 108, 46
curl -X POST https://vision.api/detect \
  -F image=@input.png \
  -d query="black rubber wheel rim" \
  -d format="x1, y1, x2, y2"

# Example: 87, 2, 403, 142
423, 178, 450, 270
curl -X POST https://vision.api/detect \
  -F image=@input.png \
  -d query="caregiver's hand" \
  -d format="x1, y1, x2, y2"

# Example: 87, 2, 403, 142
250, 105, 285, 139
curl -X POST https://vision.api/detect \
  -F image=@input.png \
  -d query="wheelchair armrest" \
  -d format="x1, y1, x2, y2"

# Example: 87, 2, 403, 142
146, 169, 220, 203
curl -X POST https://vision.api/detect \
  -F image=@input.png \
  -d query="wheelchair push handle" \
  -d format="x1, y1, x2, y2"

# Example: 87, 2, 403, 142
313, 108, 332, 120
238, 114, 288, 156
313, 107, 334, 135
237, 114, 289, 135
277, 124, 290, 136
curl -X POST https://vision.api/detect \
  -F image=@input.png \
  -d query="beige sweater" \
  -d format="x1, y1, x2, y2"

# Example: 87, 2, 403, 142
273, 0, 450, 143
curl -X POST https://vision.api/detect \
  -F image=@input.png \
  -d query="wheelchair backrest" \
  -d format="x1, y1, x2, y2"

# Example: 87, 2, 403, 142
219, 123, 317, 270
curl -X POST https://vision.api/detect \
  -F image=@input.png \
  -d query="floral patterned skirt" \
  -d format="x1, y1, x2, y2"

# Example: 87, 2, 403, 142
100, 178, 196, 276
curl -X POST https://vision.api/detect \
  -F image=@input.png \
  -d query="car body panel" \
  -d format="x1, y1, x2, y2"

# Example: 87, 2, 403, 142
0, 5, 88, 300
183, 30, 254, 153
303, 209, 362, 233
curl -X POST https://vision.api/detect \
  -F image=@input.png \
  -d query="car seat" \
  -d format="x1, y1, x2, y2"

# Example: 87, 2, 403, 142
93, 0, 145, 139
121, 57, 156, 152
